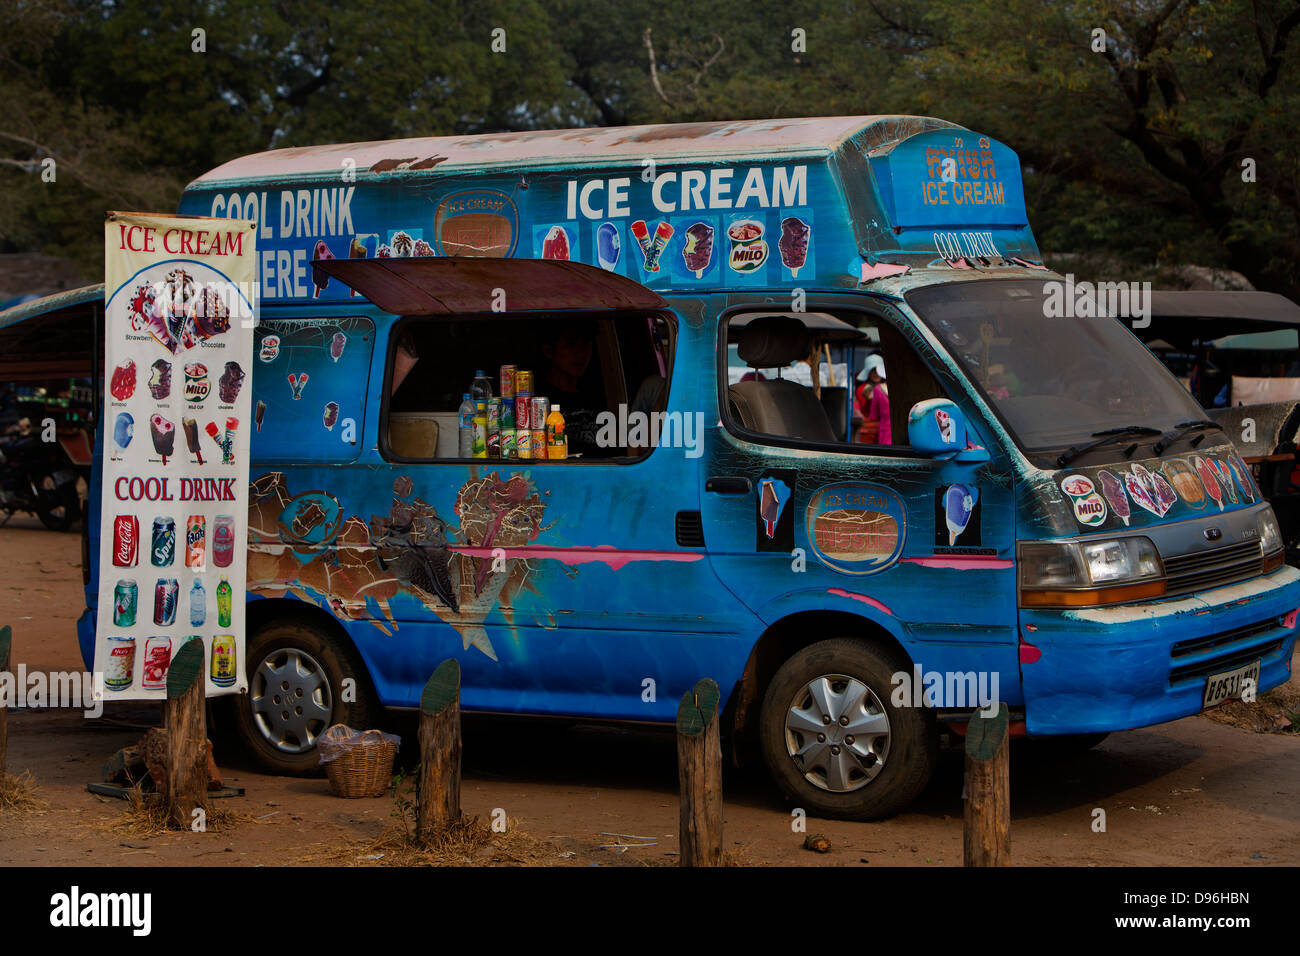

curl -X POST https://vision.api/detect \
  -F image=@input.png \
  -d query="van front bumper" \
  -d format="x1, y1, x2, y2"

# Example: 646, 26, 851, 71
1019, 565, 1300, 735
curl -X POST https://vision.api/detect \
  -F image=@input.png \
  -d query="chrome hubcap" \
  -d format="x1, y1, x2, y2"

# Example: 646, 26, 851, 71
250, 648, 333, 754
784, 674, 890, 792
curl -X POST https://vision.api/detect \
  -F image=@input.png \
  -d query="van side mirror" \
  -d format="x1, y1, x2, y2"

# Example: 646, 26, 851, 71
907, 399, 990, 462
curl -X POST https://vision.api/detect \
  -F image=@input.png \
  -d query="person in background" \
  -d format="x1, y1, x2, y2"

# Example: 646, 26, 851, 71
540, 320, 605, 456
855, 354, 889, 444
390, 330, 420, 396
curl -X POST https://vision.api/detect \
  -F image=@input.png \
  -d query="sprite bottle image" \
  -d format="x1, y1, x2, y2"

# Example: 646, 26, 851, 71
216, 574, 232, 628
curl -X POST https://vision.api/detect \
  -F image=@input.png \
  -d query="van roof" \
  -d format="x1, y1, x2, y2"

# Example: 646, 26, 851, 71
190, 115, 962, 186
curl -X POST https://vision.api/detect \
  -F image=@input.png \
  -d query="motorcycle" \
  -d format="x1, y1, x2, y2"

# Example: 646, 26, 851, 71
0, 421, 87, 531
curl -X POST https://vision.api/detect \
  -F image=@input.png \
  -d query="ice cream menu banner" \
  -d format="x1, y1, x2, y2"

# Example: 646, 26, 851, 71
96, 212, 257, 699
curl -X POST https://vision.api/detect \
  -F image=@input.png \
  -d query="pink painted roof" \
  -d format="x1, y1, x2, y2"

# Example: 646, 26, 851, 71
190, 116, 956, 185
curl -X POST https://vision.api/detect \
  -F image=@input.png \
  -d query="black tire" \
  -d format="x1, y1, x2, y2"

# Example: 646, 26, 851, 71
232, 618, 380, 775
35, 476, 78, 531
759, 637, 937, 820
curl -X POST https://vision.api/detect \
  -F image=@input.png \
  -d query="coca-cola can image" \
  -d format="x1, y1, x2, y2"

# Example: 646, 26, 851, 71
141, 636, 172, 691
104, 635, 136, 691
211, 635, 237, 687
153, 577, 179, 626
112, 515, 139, 567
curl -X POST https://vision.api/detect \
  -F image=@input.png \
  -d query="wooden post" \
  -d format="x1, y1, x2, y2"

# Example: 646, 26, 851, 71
163, 639, 208, 830
0, 625, 11, 780
416, 658, 461, 845
963, 702, 1010, 867
676, 677, 723, 866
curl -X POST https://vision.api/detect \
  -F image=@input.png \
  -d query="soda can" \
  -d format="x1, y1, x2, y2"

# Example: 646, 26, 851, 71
141, 636, 172, 691
502, 427, 517, 459
531, 428, 548, 455
517, 428, 532, 459
151, 517, 176, 567
213, 515, 236, 568
501, 397, 516, 430
113, 515, 139, 568
500, 365, 517, 399
517, 369, 533, 395
211, 636, 237, 687
185, 515, 206, 570
531, 397, 549, 433
153, 578, 179, 626
516, 395, 531, 430
113, 579, 138, 627
104, 635, 136, 691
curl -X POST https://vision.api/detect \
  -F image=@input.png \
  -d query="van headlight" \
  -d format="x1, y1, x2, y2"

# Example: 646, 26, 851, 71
1019, 537, 1165, 607
1260, 509, 1285, 571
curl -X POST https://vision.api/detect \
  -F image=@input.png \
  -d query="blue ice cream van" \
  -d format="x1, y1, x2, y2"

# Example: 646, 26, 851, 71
50, 115, 1300, 818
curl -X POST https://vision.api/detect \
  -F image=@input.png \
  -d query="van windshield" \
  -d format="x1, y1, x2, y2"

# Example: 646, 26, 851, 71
906, 279, 1206, 457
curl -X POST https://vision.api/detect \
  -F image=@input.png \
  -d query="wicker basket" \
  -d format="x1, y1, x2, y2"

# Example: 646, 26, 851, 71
321, 725, 398, 798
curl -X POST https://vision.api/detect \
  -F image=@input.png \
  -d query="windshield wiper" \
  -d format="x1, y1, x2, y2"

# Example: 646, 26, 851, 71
1151, 419, 1224, 456
1056, 426, 1162, 468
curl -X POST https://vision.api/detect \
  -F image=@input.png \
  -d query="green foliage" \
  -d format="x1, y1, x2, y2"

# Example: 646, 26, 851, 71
1, 0, 1297, 294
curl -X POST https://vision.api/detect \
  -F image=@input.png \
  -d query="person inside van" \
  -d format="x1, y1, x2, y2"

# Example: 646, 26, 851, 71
855, 354, 889, 443
391, 329, 420, 396
539, 320, 605, 457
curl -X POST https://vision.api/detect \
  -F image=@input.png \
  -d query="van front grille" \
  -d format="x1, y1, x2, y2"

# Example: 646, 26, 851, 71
1161, 541, 1262, 596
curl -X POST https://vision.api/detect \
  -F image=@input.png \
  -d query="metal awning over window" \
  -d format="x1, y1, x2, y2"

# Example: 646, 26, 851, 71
311, 257, 668, 315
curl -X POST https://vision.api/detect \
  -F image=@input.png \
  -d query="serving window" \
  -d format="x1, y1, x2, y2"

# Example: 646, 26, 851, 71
382, 311, 674, 462
721, 308, 948, 453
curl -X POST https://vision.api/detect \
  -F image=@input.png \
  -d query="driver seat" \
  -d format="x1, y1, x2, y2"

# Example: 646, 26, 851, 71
728, 316, 836, 442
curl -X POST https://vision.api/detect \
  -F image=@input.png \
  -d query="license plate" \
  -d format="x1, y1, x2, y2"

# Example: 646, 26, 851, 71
1202, 659, 1261, 709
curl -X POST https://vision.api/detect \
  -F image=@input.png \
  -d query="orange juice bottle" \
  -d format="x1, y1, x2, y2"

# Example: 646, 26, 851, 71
546, 404, 567, 460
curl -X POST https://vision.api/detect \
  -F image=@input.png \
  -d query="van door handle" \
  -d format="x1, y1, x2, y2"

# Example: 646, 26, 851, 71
706, 476, 752, 495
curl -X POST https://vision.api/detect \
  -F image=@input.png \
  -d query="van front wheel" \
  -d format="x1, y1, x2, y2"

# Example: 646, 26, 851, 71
232, 619, 379, 776
759, 638, 936, 820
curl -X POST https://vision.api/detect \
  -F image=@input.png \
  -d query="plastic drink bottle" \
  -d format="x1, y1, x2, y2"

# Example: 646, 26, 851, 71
546, 404, 568, 460
472, 401, 488, 458
471, 370, 493, 404
216, 575, 232, 628
189, 579, 206, 627
458, 392, 475, 457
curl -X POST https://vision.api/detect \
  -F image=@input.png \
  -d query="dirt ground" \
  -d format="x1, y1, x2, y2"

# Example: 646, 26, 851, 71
2, 517, 1298, 867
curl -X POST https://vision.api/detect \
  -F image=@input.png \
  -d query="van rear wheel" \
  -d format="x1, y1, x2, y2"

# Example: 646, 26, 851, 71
232, 619, 379, 776
759, 637, 936, 820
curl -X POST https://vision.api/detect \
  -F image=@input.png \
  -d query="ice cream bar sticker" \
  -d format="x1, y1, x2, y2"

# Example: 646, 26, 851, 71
936, 409, 954, 444
596, 222, 621, 271
1124, 464, 1162, 517
1061, 474, 1107, 526
778, 217, 810, 278
943, 484, 977, 546
541, 225, 571, 261
1194, 456, 1223, 511
330, 331, 347, 363
1096, 470, 1130, 526
288, 373, 308, 400
311, 239, 334, 298
682, 222, 714, 278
